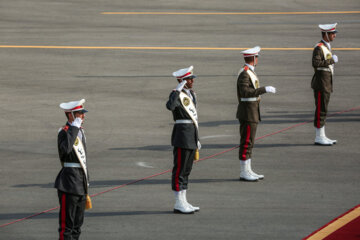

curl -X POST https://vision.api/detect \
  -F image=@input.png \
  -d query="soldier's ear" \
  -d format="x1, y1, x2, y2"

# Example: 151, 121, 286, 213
66, 112, 75, 122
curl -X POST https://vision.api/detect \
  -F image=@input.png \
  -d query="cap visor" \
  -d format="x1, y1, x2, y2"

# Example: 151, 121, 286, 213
323, 30, 338, 34
183, 75, 196, 80
74, 109, 88, 113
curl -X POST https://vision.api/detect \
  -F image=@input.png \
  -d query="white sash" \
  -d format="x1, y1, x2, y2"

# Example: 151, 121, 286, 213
179, 92, 201, 149
238, 68, 260, 90
317, 44, 334, 75
238, 68, 261, 101
247, 70, 260, 90
73, 136, 89, 186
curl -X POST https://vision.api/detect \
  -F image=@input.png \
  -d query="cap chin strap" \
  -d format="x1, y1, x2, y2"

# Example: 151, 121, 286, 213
323, 32, 331, 43
183, 84, 192, 90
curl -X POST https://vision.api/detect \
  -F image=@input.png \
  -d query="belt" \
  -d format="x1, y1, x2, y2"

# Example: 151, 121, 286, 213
241, 97, 258, 102
175, 119, 193, 124
64, 162, 81, 168
317, 67, 331, 72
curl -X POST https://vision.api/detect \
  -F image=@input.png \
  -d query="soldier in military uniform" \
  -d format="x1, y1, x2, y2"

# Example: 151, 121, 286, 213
236, 46, 276, 181
166, 66, 200, 214
311, 23, 338, 146
55, 99, 89, 240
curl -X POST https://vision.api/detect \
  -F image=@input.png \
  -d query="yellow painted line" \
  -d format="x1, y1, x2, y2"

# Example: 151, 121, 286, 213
101, 11, 360, 15
0, 45, 247, 50
306, 206, 360, 240
0, 45, 359, 51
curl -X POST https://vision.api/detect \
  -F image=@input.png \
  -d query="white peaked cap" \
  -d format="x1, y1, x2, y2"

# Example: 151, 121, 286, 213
60, 99, 88, 112
241, 46, 261, 57
172, 65, 196, 79
319, 23, 338, 33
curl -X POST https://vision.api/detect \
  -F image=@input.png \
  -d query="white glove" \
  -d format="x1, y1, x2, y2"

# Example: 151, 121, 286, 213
332, 54, 338, 63
71, 117, 83, 128
265, 86, 276, 94
175, 80, 187, 92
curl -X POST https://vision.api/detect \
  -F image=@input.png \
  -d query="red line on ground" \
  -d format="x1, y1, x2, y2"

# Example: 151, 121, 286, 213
1, 106, 359, 228
0, 207, 59, 228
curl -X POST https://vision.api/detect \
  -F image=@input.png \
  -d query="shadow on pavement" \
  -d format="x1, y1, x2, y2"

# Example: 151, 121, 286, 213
12, 178, 239, 189
0, 211, 173, 221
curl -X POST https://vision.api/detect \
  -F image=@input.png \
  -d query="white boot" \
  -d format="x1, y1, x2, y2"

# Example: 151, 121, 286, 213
323, 126, 337, 144
173, 191, 194, 214
248, 159, 264, 180
240, 159, 259, 181
181, 190, 200, 212
315, 127, 333, 146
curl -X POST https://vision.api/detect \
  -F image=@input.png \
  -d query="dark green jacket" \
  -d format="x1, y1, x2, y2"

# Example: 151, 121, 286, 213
236, 66, 266, 123
311, 41, 336, 93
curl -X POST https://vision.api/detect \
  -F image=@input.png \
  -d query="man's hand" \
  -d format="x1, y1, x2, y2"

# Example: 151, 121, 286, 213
71, 117, 83, 128
175, 80, 187, 92
265, 86, 276, 94
332, 54, 338, 63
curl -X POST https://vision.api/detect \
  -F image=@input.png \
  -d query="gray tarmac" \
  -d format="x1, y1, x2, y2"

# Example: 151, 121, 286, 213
0, 0, 359, 239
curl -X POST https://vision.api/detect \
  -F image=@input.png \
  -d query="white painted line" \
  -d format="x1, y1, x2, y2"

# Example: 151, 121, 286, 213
200, 135, 235, 140
136, 162, 154, 168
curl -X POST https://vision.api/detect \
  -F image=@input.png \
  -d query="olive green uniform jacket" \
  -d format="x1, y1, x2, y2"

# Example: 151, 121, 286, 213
236, 66, 267, 123
311, 41, 335, 93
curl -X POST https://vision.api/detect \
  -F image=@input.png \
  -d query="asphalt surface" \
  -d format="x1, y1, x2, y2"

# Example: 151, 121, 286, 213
0, 1, 359, 239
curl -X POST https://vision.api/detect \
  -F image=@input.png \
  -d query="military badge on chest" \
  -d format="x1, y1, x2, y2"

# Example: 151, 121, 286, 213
183, 97, 190, 107
75, 138, 79, 146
